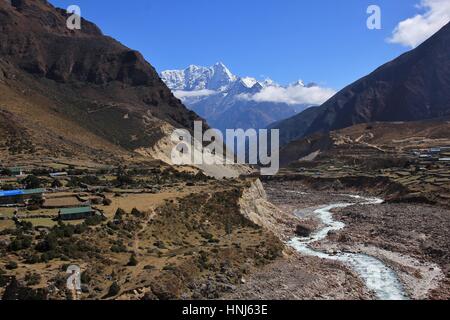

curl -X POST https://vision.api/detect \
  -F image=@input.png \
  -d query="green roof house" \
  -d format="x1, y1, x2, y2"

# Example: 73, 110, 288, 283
58, 206, 94, 221
8, 167, 24, 176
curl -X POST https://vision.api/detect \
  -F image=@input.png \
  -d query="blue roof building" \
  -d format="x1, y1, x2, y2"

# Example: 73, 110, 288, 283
0, 188, 45, 205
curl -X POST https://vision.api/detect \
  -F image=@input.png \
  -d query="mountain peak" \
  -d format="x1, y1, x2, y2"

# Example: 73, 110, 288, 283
161, 62, 237, 91
240, 77, 258, 88
290, 80, 305, 87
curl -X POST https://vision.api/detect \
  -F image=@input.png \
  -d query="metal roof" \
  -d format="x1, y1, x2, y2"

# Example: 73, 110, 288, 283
0, 190, 23, 197
59, 207, 93, 215
22, 188, 46, 195
0, 188, 45, 198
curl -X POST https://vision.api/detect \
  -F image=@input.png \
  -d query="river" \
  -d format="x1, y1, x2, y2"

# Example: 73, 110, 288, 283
288, 195, 409, 300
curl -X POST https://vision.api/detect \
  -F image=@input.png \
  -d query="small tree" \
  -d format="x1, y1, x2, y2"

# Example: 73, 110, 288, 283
131, 208, 143, 218
5, 261, 18, 270
114, 208, 126, 221
127, 253, 138, 267
22, 175, 41, 189
115, 166, 133, 186
107, 282, 121, 297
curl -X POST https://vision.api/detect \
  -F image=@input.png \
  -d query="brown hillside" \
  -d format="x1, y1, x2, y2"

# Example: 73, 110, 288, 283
0, 0, 201, 162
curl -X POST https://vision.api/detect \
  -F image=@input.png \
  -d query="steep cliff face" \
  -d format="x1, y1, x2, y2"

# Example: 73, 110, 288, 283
239, 180, 298, 241
0, 0, 201, 160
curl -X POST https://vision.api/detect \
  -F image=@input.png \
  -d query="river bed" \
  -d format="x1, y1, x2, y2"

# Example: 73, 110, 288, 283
288, 195, 409, 300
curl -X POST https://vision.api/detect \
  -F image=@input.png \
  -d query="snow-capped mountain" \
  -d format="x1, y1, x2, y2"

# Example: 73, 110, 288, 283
161, 62, 236, 91
160, 62, 334, 132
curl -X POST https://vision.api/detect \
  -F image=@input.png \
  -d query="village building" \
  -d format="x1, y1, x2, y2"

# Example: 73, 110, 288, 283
0, 188, 45, 206
58, 206, 95, 221
50, 172, 68, 178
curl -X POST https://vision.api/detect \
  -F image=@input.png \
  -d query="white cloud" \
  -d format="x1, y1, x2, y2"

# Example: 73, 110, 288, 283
173, 89, 216, 100
388, 0, 450, 48
240, 84, 336, 106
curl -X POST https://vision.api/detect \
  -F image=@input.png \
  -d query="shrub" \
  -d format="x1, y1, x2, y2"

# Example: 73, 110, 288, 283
24, 254, 40, 265
110, 241, 127, 253
115, 167, 134, 186
102, 198, 112, 206
8, 235, 32, 252
5, 261, 18, 270
24, 273, 41, 286
127, 253, 138, 267
85, 215, 105, 226
21, 175, 42, 189
131, 208, 144, 218
114, 208, 126, 221
107, 282, 121, 297
162, 264, 176, 271
154, 240, 166, 249
80, 271, 91, 284
143, 265, 155, 271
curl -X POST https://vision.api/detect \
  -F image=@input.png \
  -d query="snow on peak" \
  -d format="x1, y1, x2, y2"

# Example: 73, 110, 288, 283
161, 62, 236, 92
260, 78, 278, 87
160, 63, 333, 106
240, 77, 258, 88
290, 80, 305, 87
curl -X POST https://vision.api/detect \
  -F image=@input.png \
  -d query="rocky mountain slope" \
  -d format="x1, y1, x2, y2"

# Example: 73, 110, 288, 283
272, 21, 450, 146
0, 0, 200, 162
161, 63, 319, 132
279, 119, 450, 166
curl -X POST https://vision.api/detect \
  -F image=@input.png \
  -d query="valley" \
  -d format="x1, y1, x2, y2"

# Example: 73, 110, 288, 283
0, 0, 449, 303
226, 180, 449, 300
0, 160, 283, 300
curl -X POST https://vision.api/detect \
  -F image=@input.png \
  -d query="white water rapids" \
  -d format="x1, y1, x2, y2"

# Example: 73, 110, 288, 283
288, 195, 409, 300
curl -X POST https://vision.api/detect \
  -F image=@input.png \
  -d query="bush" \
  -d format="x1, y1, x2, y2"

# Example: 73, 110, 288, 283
24, 273, 41, 286
115, 167, 133, 186
114, 208, 126, 221
22, 175, 42, 189
110, 241, 127, 253
143, 265, 155, 270
85, 215, 105, 226
24, 254, 40, 265
154, 240, 166, 249
107, 282, 121, 297
8, 235, 32, 252
102, 198, 112, 206
5, 261, 18, 270
80, 271, 91, 284
127, 253, 138, 267
131, 208, 144, 218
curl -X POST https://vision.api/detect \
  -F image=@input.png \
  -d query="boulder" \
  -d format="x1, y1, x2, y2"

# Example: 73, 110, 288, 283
295, 224, 313, 237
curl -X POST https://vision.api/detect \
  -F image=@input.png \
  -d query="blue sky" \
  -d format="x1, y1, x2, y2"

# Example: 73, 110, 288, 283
49, 0, 439, 90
